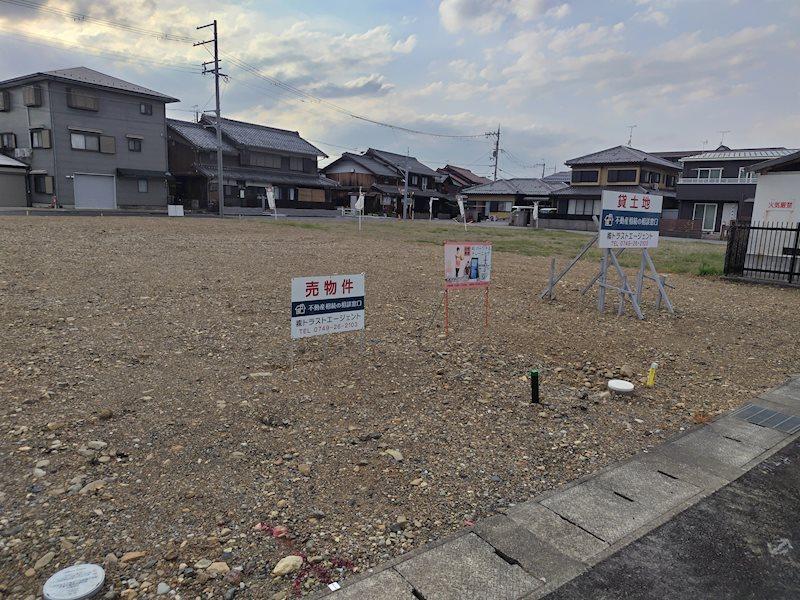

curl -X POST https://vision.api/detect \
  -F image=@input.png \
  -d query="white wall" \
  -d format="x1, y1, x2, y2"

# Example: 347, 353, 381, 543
750, 171, 800, 224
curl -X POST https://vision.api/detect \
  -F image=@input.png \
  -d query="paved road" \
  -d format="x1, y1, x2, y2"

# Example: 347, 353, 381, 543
545, 439, 800, 600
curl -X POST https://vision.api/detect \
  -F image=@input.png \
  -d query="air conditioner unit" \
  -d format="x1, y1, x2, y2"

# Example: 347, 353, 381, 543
13, 148, 32, 159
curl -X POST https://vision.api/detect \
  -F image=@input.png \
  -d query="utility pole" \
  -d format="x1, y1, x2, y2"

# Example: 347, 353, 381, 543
492, 126, 501, 181
402, 147, 409, 220
195, 20, 225, 218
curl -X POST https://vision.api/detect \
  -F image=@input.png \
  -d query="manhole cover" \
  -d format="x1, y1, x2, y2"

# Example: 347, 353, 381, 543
43, 564, 105, 600
732, 404, 800, 434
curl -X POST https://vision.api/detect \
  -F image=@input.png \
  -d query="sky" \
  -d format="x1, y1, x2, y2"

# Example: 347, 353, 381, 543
1, 0, 799, 178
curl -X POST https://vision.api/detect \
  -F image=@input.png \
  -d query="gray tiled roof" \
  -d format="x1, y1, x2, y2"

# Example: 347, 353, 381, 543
566, 146, 680, 170
0, 154, 27, 168
324, 152, 398, 177
167, 119, 237, 153
462, 178, 566, 196
549, 185, 676, 199
0, 67, 178, 102
542, 171, 571, 184
372, 183, 446, 199
366, 148, 439, 177
206, 116, 326, 157
748, 149, 800, 173
437, 165, 491, 186
195, 165, 338, 188
680, 148, 795, 162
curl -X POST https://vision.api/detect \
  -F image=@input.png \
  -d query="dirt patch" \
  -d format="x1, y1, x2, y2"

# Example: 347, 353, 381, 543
0, 216, 796, 599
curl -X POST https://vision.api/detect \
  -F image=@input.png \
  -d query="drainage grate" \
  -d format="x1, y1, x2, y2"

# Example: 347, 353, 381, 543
732, 403, 800, 434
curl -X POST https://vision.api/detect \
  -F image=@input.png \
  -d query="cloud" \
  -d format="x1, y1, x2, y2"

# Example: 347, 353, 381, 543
309, 74, 394, 98
634, 7, 669, 26
393, 34, 418, 53
438, 0, 566, 34
546, 3, 571, 19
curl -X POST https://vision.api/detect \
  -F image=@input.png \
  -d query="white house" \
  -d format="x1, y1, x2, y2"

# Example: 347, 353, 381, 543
749, 149, 800, 224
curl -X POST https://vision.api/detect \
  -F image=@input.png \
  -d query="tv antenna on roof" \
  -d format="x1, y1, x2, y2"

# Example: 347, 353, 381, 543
626, 125, 637, 146
701, 139, 709, 150
718, 130, 731, 146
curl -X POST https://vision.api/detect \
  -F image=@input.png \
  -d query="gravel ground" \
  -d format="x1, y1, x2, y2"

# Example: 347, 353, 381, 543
1, 216, 797, 600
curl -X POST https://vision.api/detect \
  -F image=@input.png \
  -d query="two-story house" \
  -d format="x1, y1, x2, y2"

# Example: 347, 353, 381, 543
676, 146, 797, 235
322, 151, 404, 214
543, 145, 681, 231
167, 115, 337, 213
323, 148, 443, 217
461, 177, 568, 221
0, 67, 178, 209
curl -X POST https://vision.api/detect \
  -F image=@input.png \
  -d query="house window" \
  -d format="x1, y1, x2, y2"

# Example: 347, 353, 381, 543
737, 167, 754, 182
33, 174, 54, 194
696, 168, 723, 181
23, 85, 42, 107
607, 169, 637, 183
71, 132, 115, 153
421, 177, 428, 190
139, 102, 153, 115
571, 170, 599, 183
31, 129, 51, 148
666, 175, 676, 187
411, 175, 418, 185
568, 198, 600, 216
128, 138, 142, 152
642, 171, 661, 184
137, 179, 148, 193
249, 152, 281, 168
0, 90, 10, 111
692, 203, 718, 232
0, 132, 16, 149
289, 157, 303, 171
66, 88, 99, 111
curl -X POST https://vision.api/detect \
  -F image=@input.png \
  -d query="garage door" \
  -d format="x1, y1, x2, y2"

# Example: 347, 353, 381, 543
74, 174, 116, 209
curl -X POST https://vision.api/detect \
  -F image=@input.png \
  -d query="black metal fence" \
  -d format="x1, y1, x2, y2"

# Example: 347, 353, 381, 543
724, 221, 800, 284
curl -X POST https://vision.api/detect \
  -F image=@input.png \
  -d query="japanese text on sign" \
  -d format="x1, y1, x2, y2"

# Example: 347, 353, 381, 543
291, 274, 365, 339
599, 191, 663, 249
444, 242, 492, 289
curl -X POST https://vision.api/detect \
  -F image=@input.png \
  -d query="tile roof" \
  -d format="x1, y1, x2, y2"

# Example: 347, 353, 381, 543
366, 148, 439, 177
0, 67, 178, 102
167, 119, 237, 153
549, 185, 676, 199
325, 152, 398, 177
371, 184, 448, 199
195, 165, 338, 188
203, 116, 327, 157
437, 165, 491, 187
680, 148, 795, 162
462, 178, 567, 196
566, 145, 680, 170
542, 171, 571, 184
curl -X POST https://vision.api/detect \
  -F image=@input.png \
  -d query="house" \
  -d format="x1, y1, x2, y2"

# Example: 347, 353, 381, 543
748, 149, 800, 224
436, 164, 490, 194
0, 154, 28, 207
167, 116, 337, 213
543, 145, 681, 231
461, 177, 567, 221
323, 148, 444, 217
0, 67, 178, 209
676, 146, 797, 235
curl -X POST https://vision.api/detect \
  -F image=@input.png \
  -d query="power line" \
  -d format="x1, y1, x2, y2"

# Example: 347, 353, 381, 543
1, 0, 498, 141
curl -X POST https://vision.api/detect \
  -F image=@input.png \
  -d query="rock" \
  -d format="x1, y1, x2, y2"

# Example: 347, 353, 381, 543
99, 409, 114, 420
249, 372, 271, 378
206, 561, 230, 576
298, 463, 311, 476
34, 551, 55, 570
87, 440, 108, 450
410, 478, 424, 486
620, 365, 634, 378
272, 592, 288, 600
194, 558, 212, 569
156, 582, 170, 595
163, 547, 178, 561
385, 449, 403, 462
120, 551, 147, 563
120, 590, 137, 600
33, 468, 46, 478
79, 480, 106, 495
46, 422, 65, 431
225, 588, 238, 600
25, 567, 36, 577
35, 459, 50, 468
271, 555, 303, 576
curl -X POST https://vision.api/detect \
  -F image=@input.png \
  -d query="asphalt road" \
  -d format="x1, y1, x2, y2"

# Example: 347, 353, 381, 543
545, 439, 800, 600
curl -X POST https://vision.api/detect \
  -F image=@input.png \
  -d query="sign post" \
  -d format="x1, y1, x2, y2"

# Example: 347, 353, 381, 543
355, 187, 365, 231
457, 195, 467, 231
266, 184, 277, 220
443, 241, 492, 335
291, 274, 365, 340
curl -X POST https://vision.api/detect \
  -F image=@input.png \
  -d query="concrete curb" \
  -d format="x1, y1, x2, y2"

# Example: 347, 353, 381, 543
311, 377, 800, 600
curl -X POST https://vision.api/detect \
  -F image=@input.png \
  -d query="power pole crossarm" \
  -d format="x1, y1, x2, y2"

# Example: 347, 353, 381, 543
196, 20, 225, 218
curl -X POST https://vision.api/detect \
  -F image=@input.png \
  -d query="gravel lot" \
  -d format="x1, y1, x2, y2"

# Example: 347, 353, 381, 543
1, 216, 797, 599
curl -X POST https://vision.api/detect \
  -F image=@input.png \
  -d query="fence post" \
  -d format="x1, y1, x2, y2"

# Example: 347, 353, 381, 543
789, 222, 800, 284
723, 222, 737, 276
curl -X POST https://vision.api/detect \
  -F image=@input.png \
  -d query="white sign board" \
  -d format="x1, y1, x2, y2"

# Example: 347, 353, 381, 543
444, 242, 492, 289
599, 190, 663, 249
291, 274, 365, 339
167, 204, 184, 217
266, 185, 276, 210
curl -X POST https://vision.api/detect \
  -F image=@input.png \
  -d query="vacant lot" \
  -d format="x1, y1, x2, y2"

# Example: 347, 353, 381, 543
0, 216, 796, 599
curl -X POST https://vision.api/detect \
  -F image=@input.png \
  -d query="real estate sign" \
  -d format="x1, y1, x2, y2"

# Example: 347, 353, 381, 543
444, 242, 492, 289
291, 274, 365, 339
599, 190, 663, 249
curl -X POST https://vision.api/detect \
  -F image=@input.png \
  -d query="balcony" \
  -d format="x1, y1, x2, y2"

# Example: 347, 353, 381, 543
678, 175, 757, 185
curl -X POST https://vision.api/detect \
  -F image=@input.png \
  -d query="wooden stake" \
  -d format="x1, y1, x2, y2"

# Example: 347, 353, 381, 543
484, 287, 489, 329
444, 288, 449, 336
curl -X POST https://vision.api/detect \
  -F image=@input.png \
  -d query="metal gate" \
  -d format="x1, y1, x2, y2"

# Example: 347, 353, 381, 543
724, 221, 800, 284
74, 173, 116, 209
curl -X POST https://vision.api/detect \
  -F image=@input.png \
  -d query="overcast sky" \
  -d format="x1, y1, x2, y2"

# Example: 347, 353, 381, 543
1, 0, 799, 177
